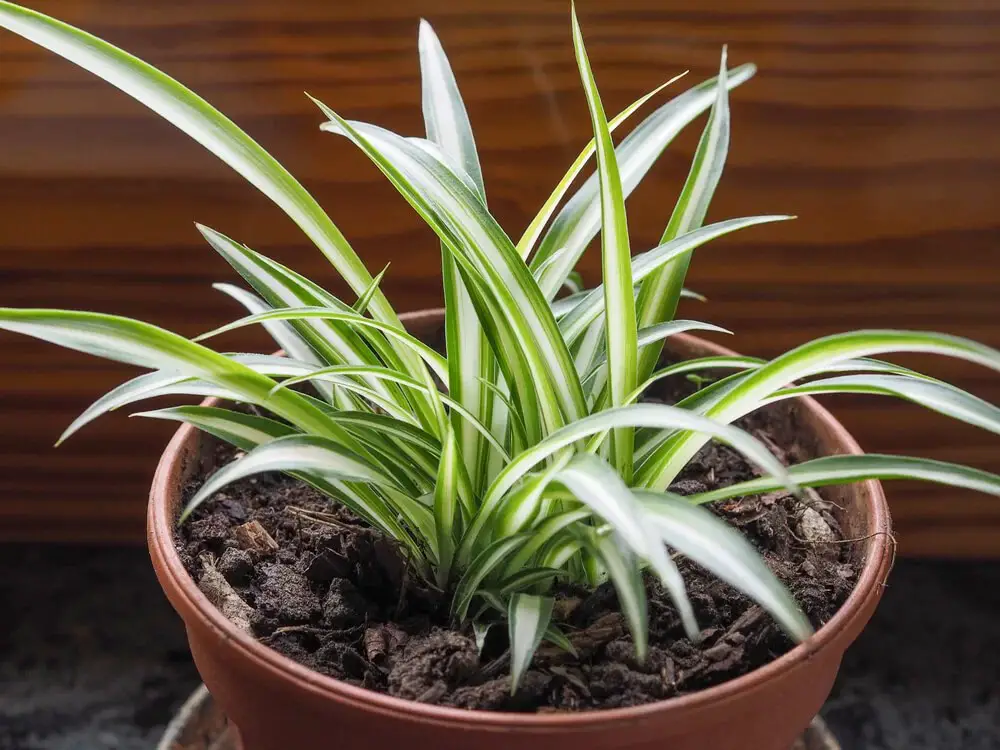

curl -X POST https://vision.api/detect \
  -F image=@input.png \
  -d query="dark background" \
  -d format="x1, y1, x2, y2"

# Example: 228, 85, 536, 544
1, 0, 999, 554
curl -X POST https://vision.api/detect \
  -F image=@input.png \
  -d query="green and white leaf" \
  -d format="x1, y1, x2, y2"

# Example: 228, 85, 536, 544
133, 405, 297, 451
508, 594, 554, 693
556, 454, 698, 637
419, 19, 496, 492
643, 330, 1000, 489
0, 1, 401, 331
531, 62, 757, 298
762, 373, 1000, 437
434, 425, 462, 587
571, 6, 637, 480
517, 72, 688, 260
689, 454, 1000, 505
636, 490, 812, 641
559, 215, 792, 345
585, 531, 649, 660
182, 434, 401, 520
316, 107, 587, 438
635, 47, 732, 382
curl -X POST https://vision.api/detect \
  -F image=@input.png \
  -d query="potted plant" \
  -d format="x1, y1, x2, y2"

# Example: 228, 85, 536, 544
2, 3, 998, 749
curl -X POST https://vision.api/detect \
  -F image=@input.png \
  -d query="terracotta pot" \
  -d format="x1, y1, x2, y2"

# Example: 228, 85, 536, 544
149, 308, 893, 750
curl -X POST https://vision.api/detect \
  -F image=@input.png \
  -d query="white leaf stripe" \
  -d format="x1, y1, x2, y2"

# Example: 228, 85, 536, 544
636, 490, 811, 641
508, 594, 554, 693
689, 454, 1000, 505
316, 109, 587, 433
182, 434, 402, 521
635, 48, 732, 383
645, 330, 1000, 489
458, 402, 793, 566
516, 71, 688, 260
559, 215, 792, 345
762, 373, 1000, 437
0, 2, 402, 331
531, 63, 757, 299
419, 21, 495, 493
572, 7, 637, 481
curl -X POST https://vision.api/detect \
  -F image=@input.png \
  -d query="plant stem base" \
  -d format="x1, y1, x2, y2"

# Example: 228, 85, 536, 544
157, 685, 841, 750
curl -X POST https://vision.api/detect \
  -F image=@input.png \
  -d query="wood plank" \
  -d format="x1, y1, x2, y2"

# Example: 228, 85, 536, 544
1, 0, 998, 554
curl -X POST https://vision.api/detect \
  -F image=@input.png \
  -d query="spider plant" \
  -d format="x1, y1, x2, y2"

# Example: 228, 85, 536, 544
2, 1, 1000, 693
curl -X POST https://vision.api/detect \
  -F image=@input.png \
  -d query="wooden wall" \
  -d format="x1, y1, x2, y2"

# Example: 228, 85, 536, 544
1, 0, 998, 555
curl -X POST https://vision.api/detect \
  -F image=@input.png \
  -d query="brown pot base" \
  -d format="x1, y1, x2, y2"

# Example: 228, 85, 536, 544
157, 686, 842, 750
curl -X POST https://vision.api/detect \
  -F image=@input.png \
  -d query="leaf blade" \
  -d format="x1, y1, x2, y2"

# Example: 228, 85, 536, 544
508, 594, 555, 693
0, 2, 395, 326
182, 434, 401, 521
531, 63, 757, 298
644, 330, 1000, 488
635, 48, 732, 381
636, 490, 812, 641
434, 425, 462, 588
419, 19, 496, 491
571, 7, 637, 480
690, 454, 1000, 505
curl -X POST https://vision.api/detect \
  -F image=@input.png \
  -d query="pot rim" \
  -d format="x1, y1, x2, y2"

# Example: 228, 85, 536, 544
148, 308, 892, 730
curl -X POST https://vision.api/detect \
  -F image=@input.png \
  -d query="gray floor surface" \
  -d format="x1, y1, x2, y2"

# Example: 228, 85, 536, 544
0, 546, 997, 750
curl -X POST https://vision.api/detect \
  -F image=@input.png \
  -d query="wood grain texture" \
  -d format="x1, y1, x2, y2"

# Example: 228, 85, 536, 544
1, 0, 998, 554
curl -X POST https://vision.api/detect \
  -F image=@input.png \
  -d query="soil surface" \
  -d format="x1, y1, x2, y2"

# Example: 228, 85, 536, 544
176, 367, 858, 712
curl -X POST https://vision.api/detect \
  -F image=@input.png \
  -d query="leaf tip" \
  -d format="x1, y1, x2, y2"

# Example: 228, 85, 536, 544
194, 223, 216, 241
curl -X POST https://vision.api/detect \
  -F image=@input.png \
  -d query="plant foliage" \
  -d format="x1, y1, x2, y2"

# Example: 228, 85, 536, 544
2, 1, 1000, 692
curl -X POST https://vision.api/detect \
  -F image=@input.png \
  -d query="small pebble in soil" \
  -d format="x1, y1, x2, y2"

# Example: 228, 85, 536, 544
797, 507, 838, 559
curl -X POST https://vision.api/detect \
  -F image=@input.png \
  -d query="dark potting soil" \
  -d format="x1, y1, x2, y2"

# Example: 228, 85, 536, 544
175, 369, 858, 713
